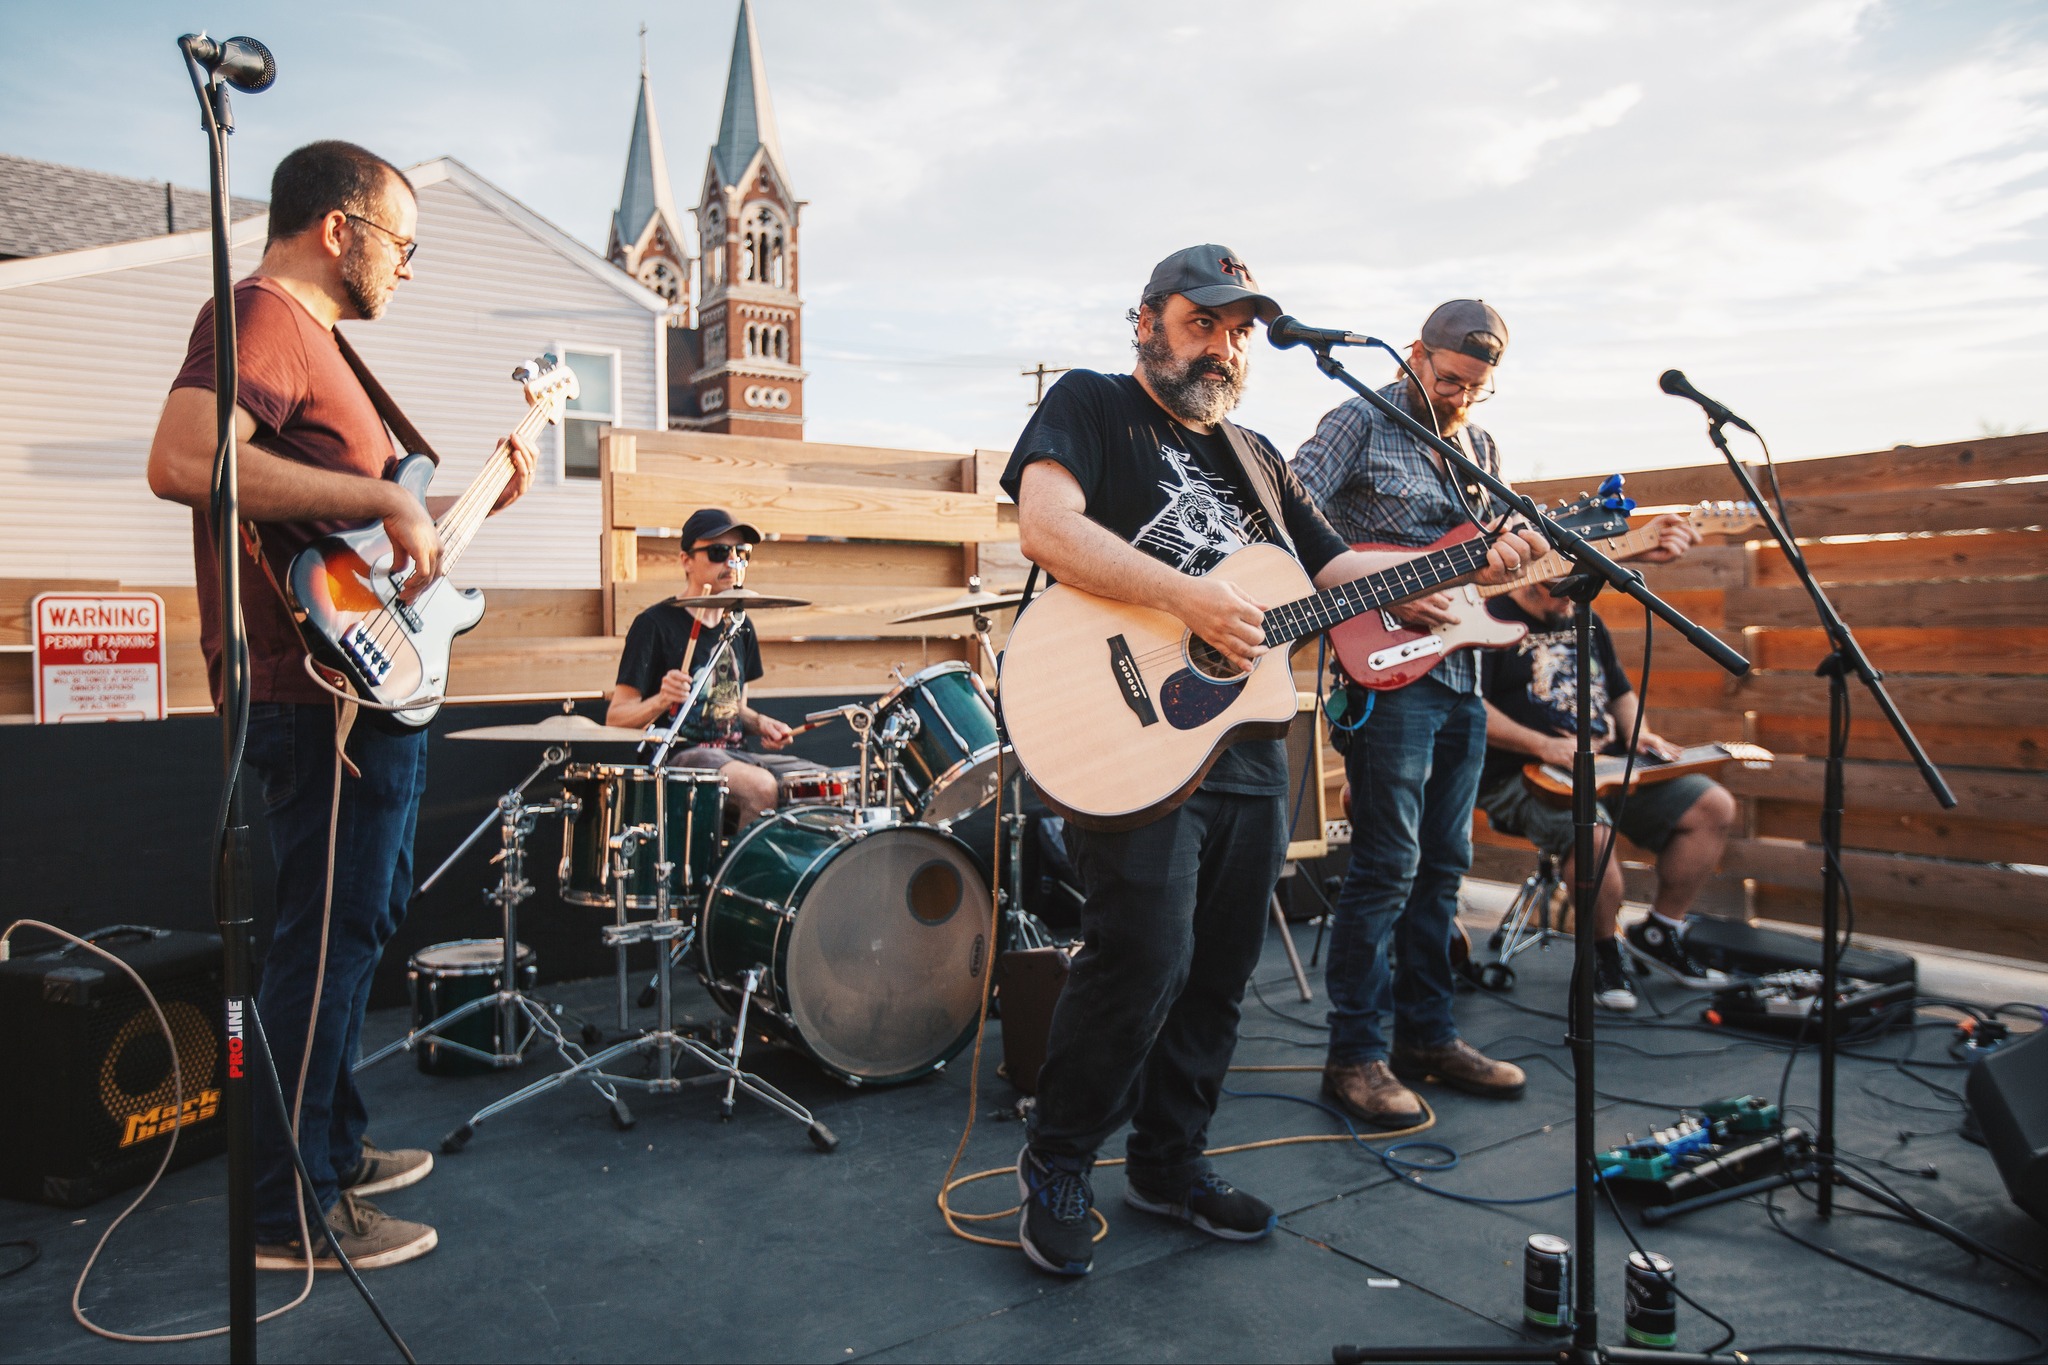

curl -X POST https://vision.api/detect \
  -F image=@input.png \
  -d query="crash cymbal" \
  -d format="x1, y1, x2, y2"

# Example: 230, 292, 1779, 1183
890, 589, 1025, 624
669, 587, 813, 609
448, 714, 652, 743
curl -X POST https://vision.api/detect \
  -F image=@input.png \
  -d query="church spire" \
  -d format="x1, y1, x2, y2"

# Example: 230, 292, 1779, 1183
712, 0, 789, 191
611, 37, 680, 261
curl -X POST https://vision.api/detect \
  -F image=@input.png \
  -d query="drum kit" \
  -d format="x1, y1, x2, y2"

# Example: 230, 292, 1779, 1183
358, 580, 1050, 1154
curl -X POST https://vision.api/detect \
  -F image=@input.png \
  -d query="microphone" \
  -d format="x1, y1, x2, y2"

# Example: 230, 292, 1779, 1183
180, 34, 277, 93
1658, 369, 1754, 434
1267, 316, 1380, 351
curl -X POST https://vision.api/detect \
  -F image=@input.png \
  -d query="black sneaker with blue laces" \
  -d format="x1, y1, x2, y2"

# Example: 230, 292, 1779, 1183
1017, 1145, 1096, 1276
1124, 1167, 1276, 1242
1624, 915, 1727, 988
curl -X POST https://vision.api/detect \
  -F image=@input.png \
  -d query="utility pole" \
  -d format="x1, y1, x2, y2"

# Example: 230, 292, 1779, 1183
1022, 363, 1071, 407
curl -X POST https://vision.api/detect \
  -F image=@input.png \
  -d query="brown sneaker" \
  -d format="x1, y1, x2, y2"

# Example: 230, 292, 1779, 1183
1322, 1060, 1426, 1128
341, 1139, 433, 1197
1390, 1038, 1526, 1099
253, 1194, 437, 1271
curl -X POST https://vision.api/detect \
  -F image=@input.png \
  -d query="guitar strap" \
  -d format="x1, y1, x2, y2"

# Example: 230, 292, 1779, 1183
332, 328, 441, 464
1216, 419, 1297, 558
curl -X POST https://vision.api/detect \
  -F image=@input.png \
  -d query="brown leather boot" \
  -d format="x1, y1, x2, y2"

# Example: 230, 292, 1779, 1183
1390, 1038, 1527, 1099
1321, 1060, 1425, 1128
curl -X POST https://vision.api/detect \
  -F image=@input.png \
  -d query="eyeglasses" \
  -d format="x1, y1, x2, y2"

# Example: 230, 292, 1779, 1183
1422, 350, 1496, 403
692, 543, 752, 564
344, 213, 418, 265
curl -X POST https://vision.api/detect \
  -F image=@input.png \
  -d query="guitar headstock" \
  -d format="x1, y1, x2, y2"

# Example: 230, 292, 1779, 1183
511, 353, 580, 425
1541, 482, 1635, 541
1682, 500, 1764, 539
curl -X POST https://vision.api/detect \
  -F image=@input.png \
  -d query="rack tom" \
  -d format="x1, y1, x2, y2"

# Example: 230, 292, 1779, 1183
558, 763, 726, 910
871, 662, 1012, 824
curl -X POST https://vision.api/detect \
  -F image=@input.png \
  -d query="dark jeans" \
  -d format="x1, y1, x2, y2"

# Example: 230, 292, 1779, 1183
1325, 676, 1486, 1065
1028, 788, 1286, 1187
244, 702, 427, 1241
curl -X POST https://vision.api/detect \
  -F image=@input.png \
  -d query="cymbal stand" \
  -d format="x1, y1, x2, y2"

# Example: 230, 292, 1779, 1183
358, 778, 592, 1077
416, 743, 568, 896
443, 780, 836, 1151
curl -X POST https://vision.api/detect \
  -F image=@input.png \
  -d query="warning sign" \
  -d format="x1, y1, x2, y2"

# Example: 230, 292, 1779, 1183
33, 593, 169, 723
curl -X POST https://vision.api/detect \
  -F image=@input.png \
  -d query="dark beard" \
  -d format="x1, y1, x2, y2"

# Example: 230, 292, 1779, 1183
1138, 328, 1246, 426
340, 240, 387, 320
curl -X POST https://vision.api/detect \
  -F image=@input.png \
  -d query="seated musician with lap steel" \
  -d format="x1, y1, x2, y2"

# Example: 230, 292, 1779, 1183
606, 507, 805, 826
1476, 579, 1737, 1013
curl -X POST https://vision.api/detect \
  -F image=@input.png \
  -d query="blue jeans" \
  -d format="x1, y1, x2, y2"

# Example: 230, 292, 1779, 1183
1324, 677, 1486, 1065
243, 703, 427, 1241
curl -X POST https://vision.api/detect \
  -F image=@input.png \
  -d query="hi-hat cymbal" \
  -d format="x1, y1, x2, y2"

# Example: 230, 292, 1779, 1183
448, 714, 651, 743
670, 587, 812, 609
891, 589, 1025, 624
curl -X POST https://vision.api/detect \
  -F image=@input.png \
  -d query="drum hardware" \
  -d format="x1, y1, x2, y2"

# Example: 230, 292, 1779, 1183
867, 662, 1014, 825
888, 574, 1022, 679
443, 775, 836, 1153
667, 587, 813, 611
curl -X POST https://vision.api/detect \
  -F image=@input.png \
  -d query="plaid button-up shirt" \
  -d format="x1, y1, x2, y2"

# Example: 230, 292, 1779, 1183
1292, 380, 1505, 695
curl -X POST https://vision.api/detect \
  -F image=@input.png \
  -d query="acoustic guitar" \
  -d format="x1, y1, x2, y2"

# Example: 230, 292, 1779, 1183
1520, 741, 1774, 808
286, 354, 576, 726
999, 527, 1498, 829
1328, 501, 1762, 692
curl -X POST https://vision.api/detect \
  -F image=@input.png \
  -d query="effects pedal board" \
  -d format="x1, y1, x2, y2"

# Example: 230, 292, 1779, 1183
1704, 969, 1915, 1037
1597, 1096, 1808, 1205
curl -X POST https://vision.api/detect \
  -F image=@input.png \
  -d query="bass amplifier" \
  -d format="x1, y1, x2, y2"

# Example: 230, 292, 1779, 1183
0, 926, 228, 1207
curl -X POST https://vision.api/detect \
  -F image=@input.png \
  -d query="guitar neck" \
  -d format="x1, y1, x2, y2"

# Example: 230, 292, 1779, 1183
1261, 533, 1493, 647
1477, 522, 1661, 598
429, 401, 550, 575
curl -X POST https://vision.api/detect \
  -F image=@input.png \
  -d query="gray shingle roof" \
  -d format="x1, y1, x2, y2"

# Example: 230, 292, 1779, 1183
0, 153, 268, 260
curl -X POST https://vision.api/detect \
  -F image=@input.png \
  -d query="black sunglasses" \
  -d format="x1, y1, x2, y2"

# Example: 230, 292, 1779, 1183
692, 543, 752, 563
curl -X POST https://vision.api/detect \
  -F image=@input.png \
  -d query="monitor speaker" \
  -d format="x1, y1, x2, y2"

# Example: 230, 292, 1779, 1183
1965, 1026, 2048, 1228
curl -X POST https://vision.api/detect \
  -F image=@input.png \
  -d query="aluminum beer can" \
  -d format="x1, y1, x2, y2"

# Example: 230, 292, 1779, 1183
1523, 1234, 1572, 1335
1624, 1250, 1678, 1349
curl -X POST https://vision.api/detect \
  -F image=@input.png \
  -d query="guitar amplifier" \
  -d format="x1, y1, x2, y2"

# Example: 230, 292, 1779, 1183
996, 946, 1073, 1095
0, 926, 228, 1207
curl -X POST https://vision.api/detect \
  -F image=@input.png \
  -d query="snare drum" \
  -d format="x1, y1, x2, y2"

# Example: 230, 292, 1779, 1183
558, 764, 727, 910
781, 767, 858, 808
699, 807, 991, 1086
407, 939, 536, 1076
871, 662, 1013, 824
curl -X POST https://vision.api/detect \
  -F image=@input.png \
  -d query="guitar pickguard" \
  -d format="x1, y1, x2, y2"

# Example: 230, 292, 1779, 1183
1158, 669, 1245, 729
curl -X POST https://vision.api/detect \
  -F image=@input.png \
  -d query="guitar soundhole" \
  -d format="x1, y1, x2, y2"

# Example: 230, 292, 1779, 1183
1185, 636, 1245, 683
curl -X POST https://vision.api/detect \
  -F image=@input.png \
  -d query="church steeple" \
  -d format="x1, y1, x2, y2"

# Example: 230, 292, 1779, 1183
607, 25, 690, 309
711, 0, 790, 194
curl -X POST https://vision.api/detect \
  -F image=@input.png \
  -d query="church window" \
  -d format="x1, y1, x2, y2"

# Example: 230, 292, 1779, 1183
743, 205, 785, 287
558, 346, 621, 480
704, 208, 725, 285
639, 260, 680, 304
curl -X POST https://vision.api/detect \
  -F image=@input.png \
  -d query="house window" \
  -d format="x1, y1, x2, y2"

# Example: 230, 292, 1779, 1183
560, 347, 620, 480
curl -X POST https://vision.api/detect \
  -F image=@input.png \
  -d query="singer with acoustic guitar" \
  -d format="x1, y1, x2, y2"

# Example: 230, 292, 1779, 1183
148, 140, 535, 1273
999, 246, 1544, 1277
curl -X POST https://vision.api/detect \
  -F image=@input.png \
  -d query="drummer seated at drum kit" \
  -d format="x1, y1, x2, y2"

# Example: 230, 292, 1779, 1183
605, 507, 816, 828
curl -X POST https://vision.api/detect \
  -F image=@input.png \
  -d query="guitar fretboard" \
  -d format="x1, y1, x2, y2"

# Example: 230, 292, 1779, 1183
1262, 535, 1493, 646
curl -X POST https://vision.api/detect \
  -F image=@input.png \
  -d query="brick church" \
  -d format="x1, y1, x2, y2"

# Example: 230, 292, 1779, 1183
608, 0, 804, 439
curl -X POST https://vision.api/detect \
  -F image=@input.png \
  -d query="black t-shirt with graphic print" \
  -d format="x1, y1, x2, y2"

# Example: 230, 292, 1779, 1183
1478, 596, 1634, 794
616, 601, 766, 747
1001, 368, 1349, 796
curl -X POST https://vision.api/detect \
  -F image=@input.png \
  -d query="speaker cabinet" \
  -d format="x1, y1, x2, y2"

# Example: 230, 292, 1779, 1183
1283, 691, 1329, 862
0, 927, 227, 1206
1965, 1027, 2048, 1228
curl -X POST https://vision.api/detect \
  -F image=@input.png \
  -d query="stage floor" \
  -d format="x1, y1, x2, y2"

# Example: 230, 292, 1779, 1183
5, 908, 2045, 1364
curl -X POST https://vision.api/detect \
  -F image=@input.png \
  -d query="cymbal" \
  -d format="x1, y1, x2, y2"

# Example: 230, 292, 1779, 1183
670, 587, 812, 609
448, 714, 651, 744
891, 589, 1025, 624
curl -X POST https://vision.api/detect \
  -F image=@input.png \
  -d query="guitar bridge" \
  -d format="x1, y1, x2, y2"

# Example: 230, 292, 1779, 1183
340, 623, 394, 684
1367, 635, 1445, 671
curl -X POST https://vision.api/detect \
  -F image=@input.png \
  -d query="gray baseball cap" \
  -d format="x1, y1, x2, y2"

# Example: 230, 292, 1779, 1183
1421, 299, 1509, 365
1142, 244, 1282, 323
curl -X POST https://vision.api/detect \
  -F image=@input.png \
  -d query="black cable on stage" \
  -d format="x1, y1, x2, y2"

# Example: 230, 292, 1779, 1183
0, 1239, 38, 1279
1250, 973, 1328, 1032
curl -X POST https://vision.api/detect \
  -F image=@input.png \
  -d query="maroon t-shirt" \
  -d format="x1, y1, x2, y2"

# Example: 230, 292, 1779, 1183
172, 277, 397, 705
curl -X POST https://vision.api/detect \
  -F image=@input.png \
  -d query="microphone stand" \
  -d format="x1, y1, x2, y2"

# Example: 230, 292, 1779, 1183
1642, 417, 1954, 1229
179, 37, 259, 1361
1301, 347, 1747, 1365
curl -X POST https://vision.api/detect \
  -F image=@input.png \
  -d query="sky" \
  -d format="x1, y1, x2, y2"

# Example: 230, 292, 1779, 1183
4, 0, 2044, 483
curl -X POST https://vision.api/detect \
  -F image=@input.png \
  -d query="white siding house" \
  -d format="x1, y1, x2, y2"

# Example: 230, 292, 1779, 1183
0, 156, 667, 590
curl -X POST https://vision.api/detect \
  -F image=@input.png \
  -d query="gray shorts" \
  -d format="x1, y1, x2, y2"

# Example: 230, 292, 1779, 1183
1479, 770, 1718, 859
667, 747, 821, 786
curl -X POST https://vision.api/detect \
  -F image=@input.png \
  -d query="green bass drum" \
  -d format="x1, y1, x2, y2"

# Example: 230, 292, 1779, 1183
699, 808, 992, 1086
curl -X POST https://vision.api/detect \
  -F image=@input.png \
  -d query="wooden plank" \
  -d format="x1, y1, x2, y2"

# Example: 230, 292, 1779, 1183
756, 638, 972, 693
1728, 672, 2048, 729
1753, 713, 2048, 771
976, 449, 1013, 503
0, 578, 123, 646
462, 589, 604, 640
620, 428, 972, 492
1729, 835, 2048, 917
445, 635, 623, 700
1772, 482, 2048, 539
631, 537, 968, 589
610, 578, 1003, 642
609, 469, 1016, 545
1632, 545, 1746, 593
1753, 798, 2042, 865
1725, 577, 2048, 631
1753, 887, 2044, 963
1722, 757, 2048, 826
1515, 431, 2048, 508
599, 430, 638, 635
1752, 626, 2048, 676
1750, 529, 2046, 589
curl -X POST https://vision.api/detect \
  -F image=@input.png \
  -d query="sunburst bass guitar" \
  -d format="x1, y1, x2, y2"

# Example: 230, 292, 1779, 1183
999, 526, 1497, 829
286, 354, 576, 727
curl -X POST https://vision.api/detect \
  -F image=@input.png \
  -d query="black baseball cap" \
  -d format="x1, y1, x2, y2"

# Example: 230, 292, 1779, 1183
680, 507, 761, 551
1142, 244, 1282, 323
1421, 299, 1509, 366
